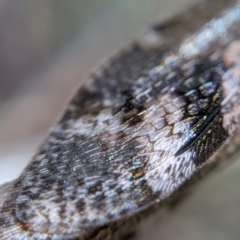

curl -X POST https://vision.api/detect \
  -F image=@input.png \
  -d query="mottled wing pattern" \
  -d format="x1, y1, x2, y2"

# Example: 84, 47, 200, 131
1, 0, 240, 239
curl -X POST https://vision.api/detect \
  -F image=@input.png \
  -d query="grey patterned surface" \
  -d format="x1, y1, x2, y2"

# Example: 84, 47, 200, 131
1, 0, 240, 239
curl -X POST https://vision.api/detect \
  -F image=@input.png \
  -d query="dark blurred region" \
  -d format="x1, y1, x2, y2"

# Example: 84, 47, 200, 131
1, 1, 240, 240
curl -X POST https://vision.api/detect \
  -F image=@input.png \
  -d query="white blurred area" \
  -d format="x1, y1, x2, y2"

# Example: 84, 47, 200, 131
1, 1, 240, 239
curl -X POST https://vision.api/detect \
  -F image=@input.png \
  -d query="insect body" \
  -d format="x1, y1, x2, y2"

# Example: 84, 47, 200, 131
1, 0, 240, 239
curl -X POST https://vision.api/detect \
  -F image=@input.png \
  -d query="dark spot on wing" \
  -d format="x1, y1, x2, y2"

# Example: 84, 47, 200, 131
192, 115, 228, 165
61, 44, 167, 122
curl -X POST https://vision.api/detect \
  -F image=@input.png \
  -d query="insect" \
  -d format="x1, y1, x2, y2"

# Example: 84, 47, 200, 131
1, 0, 240, 239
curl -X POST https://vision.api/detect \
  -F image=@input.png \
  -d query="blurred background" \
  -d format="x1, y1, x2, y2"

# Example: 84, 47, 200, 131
0, 0, 240, 239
